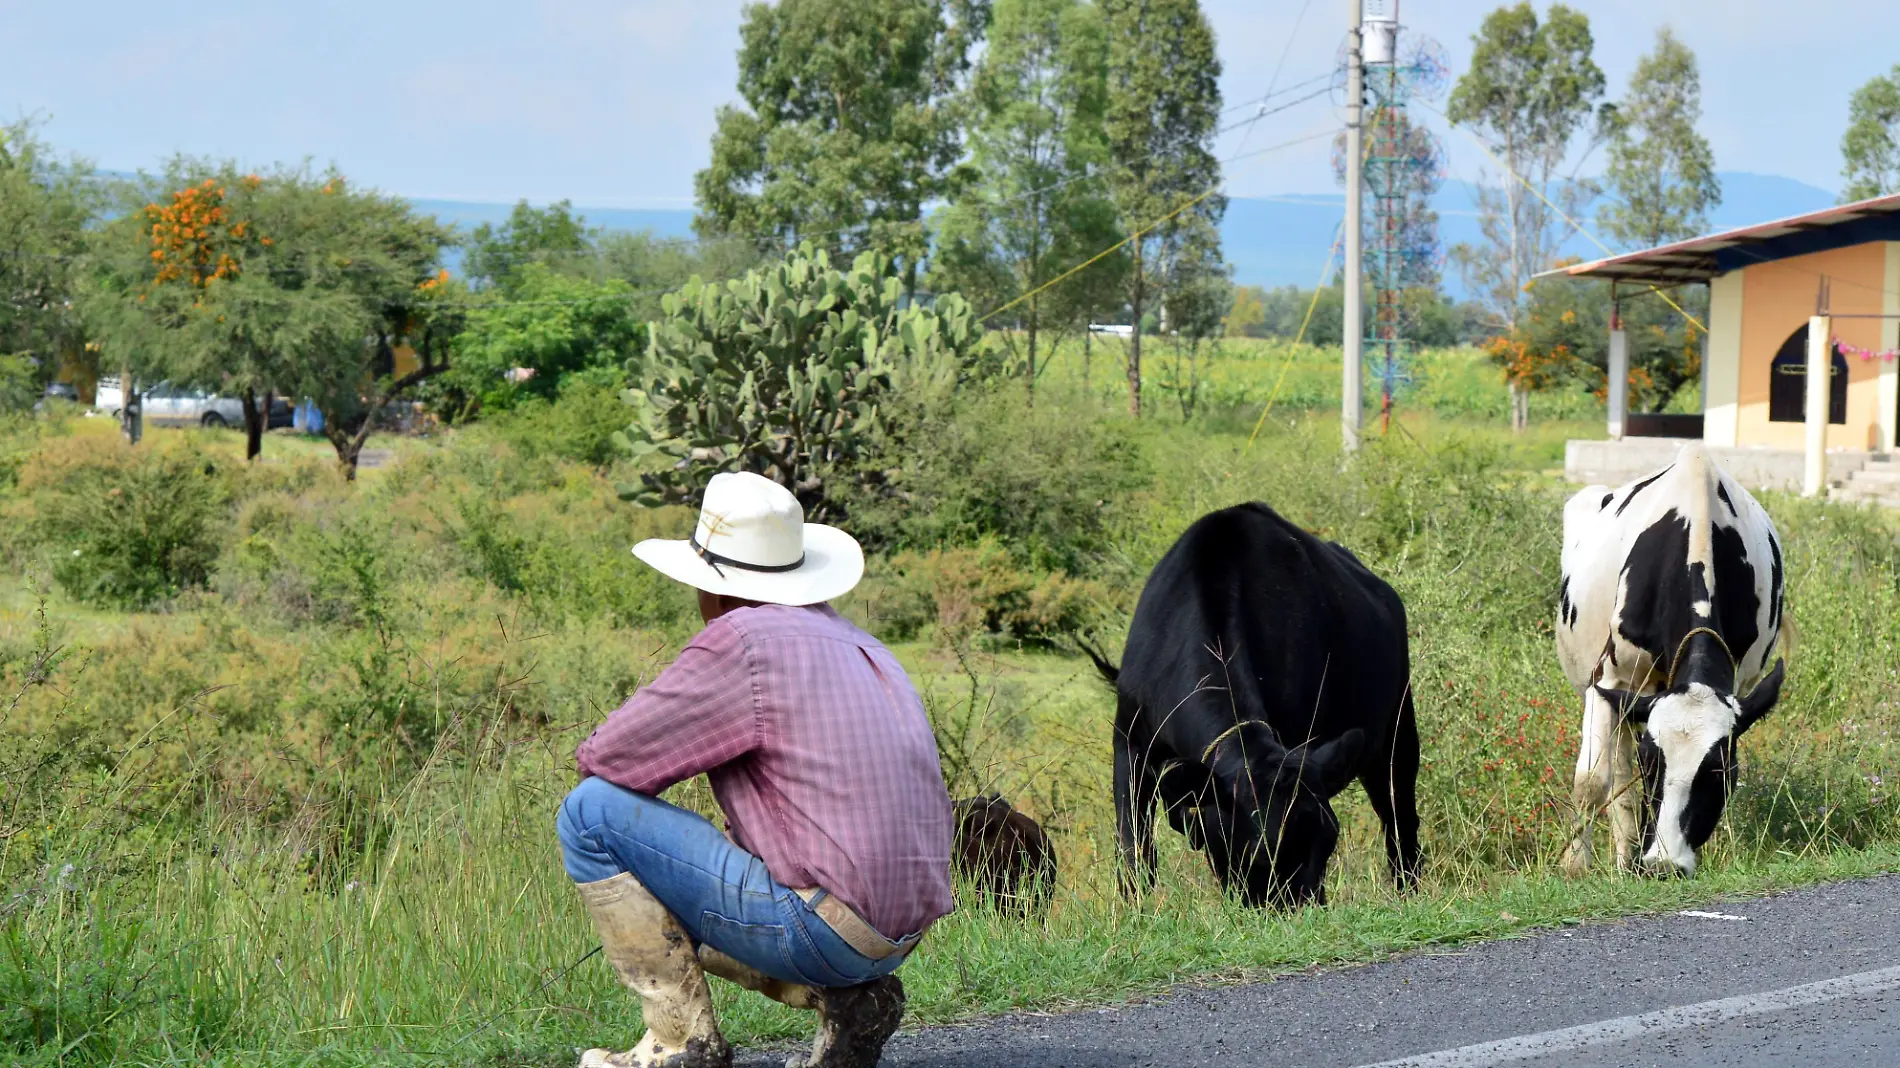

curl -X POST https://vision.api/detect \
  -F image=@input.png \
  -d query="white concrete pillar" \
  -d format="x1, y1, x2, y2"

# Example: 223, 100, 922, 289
1880, 242, 1899, 454
1804, 315, 1831, 498
1704, 271, 1743, 446
1607, 308, 1628, 441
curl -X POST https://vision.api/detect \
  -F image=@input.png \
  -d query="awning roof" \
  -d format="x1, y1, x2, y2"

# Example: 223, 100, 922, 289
1532, 192, 1900, 288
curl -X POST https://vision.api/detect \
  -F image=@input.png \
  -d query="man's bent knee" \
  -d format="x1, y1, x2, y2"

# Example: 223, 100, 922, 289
558, 776, 636, 883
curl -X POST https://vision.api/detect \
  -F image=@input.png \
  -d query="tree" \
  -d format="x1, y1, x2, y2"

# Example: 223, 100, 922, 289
694, 0, 987, 291
622, 244, 981, 518
1101, 0, 1224, 417
289, 178, 463, 478
1510, 267, 1704, 414
1841, 66, 1900, 202
82, 165, 335, 459
1600, 27, 1719, 250
1225, 285, 1266, 337
930, 0, 1123, 401
82, 166, 461, 472
449, 262, 645, 414
463, 199, 593, 293
1447, 2, 1609, 430
0, 120, 97, 404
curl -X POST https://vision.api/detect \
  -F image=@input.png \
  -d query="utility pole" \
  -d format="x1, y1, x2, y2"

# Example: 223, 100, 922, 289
1341, 0, 1365, 453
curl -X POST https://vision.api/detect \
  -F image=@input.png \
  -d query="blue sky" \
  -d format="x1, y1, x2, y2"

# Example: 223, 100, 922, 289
3, 0, 1893, 209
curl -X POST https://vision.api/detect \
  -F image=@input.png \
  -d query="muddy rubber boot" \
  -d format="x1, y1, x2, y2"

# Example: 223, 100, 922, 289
574, 873, 732, 1068
786, 974, 906, 1068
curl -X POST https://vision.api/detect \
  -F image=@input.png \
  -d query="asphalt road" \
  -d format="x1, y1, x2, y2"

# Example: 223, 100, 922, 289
743, 874, 1900, 1068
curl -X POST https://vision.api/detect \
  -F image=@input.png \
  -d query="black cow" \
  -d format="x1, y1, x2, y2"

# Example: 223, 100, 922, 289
1088, 502, 1421, 908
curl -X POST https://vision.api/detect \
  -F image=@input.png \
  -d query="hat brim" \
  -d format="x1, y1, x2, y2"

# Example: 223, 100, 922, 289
632, 523, 865, 607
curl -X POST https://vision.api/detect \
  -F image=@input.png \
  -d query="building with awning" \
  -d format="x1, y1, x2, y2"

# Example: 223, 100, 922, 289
1540, 194, 1900, 501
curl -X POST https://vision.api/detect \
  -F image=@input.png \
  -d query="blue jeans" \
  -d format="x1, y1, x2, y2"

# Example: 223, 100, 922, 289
557, 776, 908, 989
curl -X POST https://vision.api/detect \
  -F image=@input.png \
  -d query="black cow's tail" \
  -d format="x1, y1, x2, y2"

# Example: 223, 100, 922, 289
1075, 635, 1120, 687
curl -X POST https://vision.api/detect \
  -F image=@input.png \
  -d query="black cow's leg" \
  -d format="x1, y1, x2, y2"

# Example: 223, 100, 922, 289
1362, 689, 1423, 893
1113, 699, 1161, 899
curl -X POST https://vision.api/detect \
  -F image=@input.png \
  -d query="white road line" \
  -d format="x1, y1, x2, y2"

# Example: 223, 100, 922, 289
1352, 965, 1900, 1068
1678, 909, 1749, 921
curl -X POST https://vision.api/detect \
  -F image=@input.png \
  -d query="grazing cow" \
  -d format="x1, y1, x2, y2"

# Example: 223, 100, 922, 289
951, 794, 1057, 915
1087, 502, 1421, 908
1557, 442, 1787, 877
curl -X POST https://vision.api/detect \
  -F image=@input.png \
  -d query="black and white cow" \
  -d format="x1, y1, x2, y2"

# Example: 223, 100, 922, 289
1087, 501, 1421, 908
1557, 442, 1787, 876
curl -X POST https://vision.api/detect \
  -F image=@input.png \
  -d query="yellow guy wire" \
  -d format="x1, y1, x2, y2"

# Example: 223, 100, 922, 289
979, 187, 1223, 326
1420, 100, 1707, 334
979, 128, 1341, 326
1244, 232, 1342, 451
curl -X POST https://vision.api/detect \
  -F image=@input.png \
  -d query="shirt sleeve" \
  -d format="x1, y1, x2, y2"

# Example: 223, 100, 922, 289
575, 616, 759, 794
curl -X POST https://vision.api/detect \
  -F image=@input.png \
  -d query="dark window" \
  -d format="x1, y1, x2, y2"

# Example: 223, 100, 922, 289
1768, 324, 1847, 424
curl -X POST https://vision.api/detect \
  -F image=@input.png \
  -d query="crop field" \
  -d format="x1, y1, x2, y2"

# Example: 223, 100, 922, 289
4, 345, 1900, 1067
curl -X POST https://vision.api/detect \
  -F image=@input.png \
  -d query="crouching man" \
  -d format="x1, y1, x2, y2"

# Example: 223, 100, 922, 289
558, 472, 954, 1068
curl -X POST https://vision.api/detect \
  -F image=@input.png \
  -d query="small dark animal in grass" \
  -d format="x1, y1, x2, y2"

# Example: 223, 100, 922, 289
1085, 501, 1422, 909
952, 794, 1057, 915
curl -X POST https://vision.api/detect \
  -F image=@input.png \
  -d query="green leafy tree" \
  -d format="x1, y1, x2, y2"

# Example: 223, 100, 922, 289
463, 199, 593, 293
1447, 1, 1609, 429
82, 164, 346, 459
1600, 27, 1720, 250
291, 179, 464, 478
82, 166, 461, 472
622, 243, 981, 517
1841, 66, 1900, 202
931, 0, 1123, 400
1515, 267, 1703, 413
1101, 0, 1224, 417
450, 262, 645, 413
0, 120, 98, 405
1225, 284, 1266, 337
694, 0, 987, 291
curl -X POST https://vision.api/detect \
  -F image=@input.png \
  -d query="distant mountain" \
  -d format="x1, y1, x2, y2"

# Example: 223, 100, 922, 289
1224, 172, 1839, 296
406, 170, 1838, 297
407, 198, 697, 240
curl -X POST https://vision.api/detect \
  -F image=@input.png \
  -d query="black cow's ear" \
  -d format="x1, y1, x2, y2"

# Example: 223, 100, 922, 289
1595, 686, 1659, 726
1306, 729, 1366, 796
1736, 658, 1786, 735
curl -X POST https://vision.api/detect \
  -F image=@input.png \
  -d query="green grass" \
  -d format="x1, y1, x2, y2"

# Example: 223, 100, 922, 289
4, 345, 1900, 1066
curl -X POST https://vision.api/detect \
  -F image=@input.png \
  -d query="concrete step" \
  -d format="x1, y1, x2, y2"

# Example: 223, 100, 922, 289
1846, 467, 1900, 486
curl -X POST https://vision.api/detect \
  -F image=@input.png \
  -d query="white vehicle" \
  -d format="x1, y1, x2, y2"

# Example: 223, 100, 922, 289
93, 378, 249, 428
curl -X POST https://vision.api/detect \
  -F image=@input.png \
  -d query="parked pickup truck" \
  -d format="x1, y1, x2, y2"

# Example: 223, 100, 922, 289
95, 378, 293, 428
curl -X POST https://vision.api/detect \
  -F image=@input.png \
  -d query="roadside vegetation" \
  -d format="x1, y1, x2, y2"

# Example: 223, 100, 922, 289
7, 0, 1900, 1063
5, 338, 1900, 1067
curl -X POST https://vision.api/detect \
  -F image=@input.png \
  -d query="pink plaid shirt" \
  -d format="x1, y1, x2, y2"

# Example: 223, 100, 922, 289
575, 603, 955, 939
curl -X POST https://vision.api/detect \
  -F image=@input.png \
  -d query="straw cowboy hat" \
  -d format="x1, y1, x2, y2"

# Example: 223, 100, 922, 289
633, 471, 864, 606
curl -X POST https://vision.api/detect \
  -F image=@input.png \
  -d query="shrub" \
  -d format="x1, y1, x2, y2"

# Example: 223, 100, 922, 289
23, 437, 230, 608
856, 540, 1112, 647
490, 374, 631, 467
845, 386, 1150, 573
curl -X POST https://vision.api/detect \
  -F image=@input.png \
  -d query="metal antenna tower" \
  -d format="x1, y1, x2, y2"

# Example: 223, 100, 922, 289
1356, 1, 1446, 432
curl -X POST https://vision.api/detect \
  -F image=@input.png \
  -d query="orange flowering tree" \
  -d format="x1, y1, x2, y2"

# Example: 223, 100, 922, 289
82, 164, 463, 472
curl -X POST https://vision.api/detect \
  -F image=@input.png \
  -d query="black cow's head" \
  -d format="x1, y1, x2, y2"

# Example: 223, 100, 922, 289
1201, 722, 1365, 908
1596, 657, 1785, 875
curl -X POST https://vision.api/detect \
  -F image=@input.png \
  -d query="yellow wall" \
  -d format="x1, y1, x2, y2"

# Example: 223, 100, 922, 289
1733, 243, 1894, 451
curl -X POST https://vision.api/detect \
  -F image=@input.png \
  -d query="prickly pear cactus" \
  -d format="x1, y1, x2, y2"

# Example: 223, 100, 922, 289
617, 243, 979, 516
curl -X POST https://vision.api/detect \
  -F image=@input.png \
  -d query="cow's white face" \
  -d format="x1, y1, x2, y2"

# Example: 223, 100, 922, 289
1637, 684, 1740, 875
